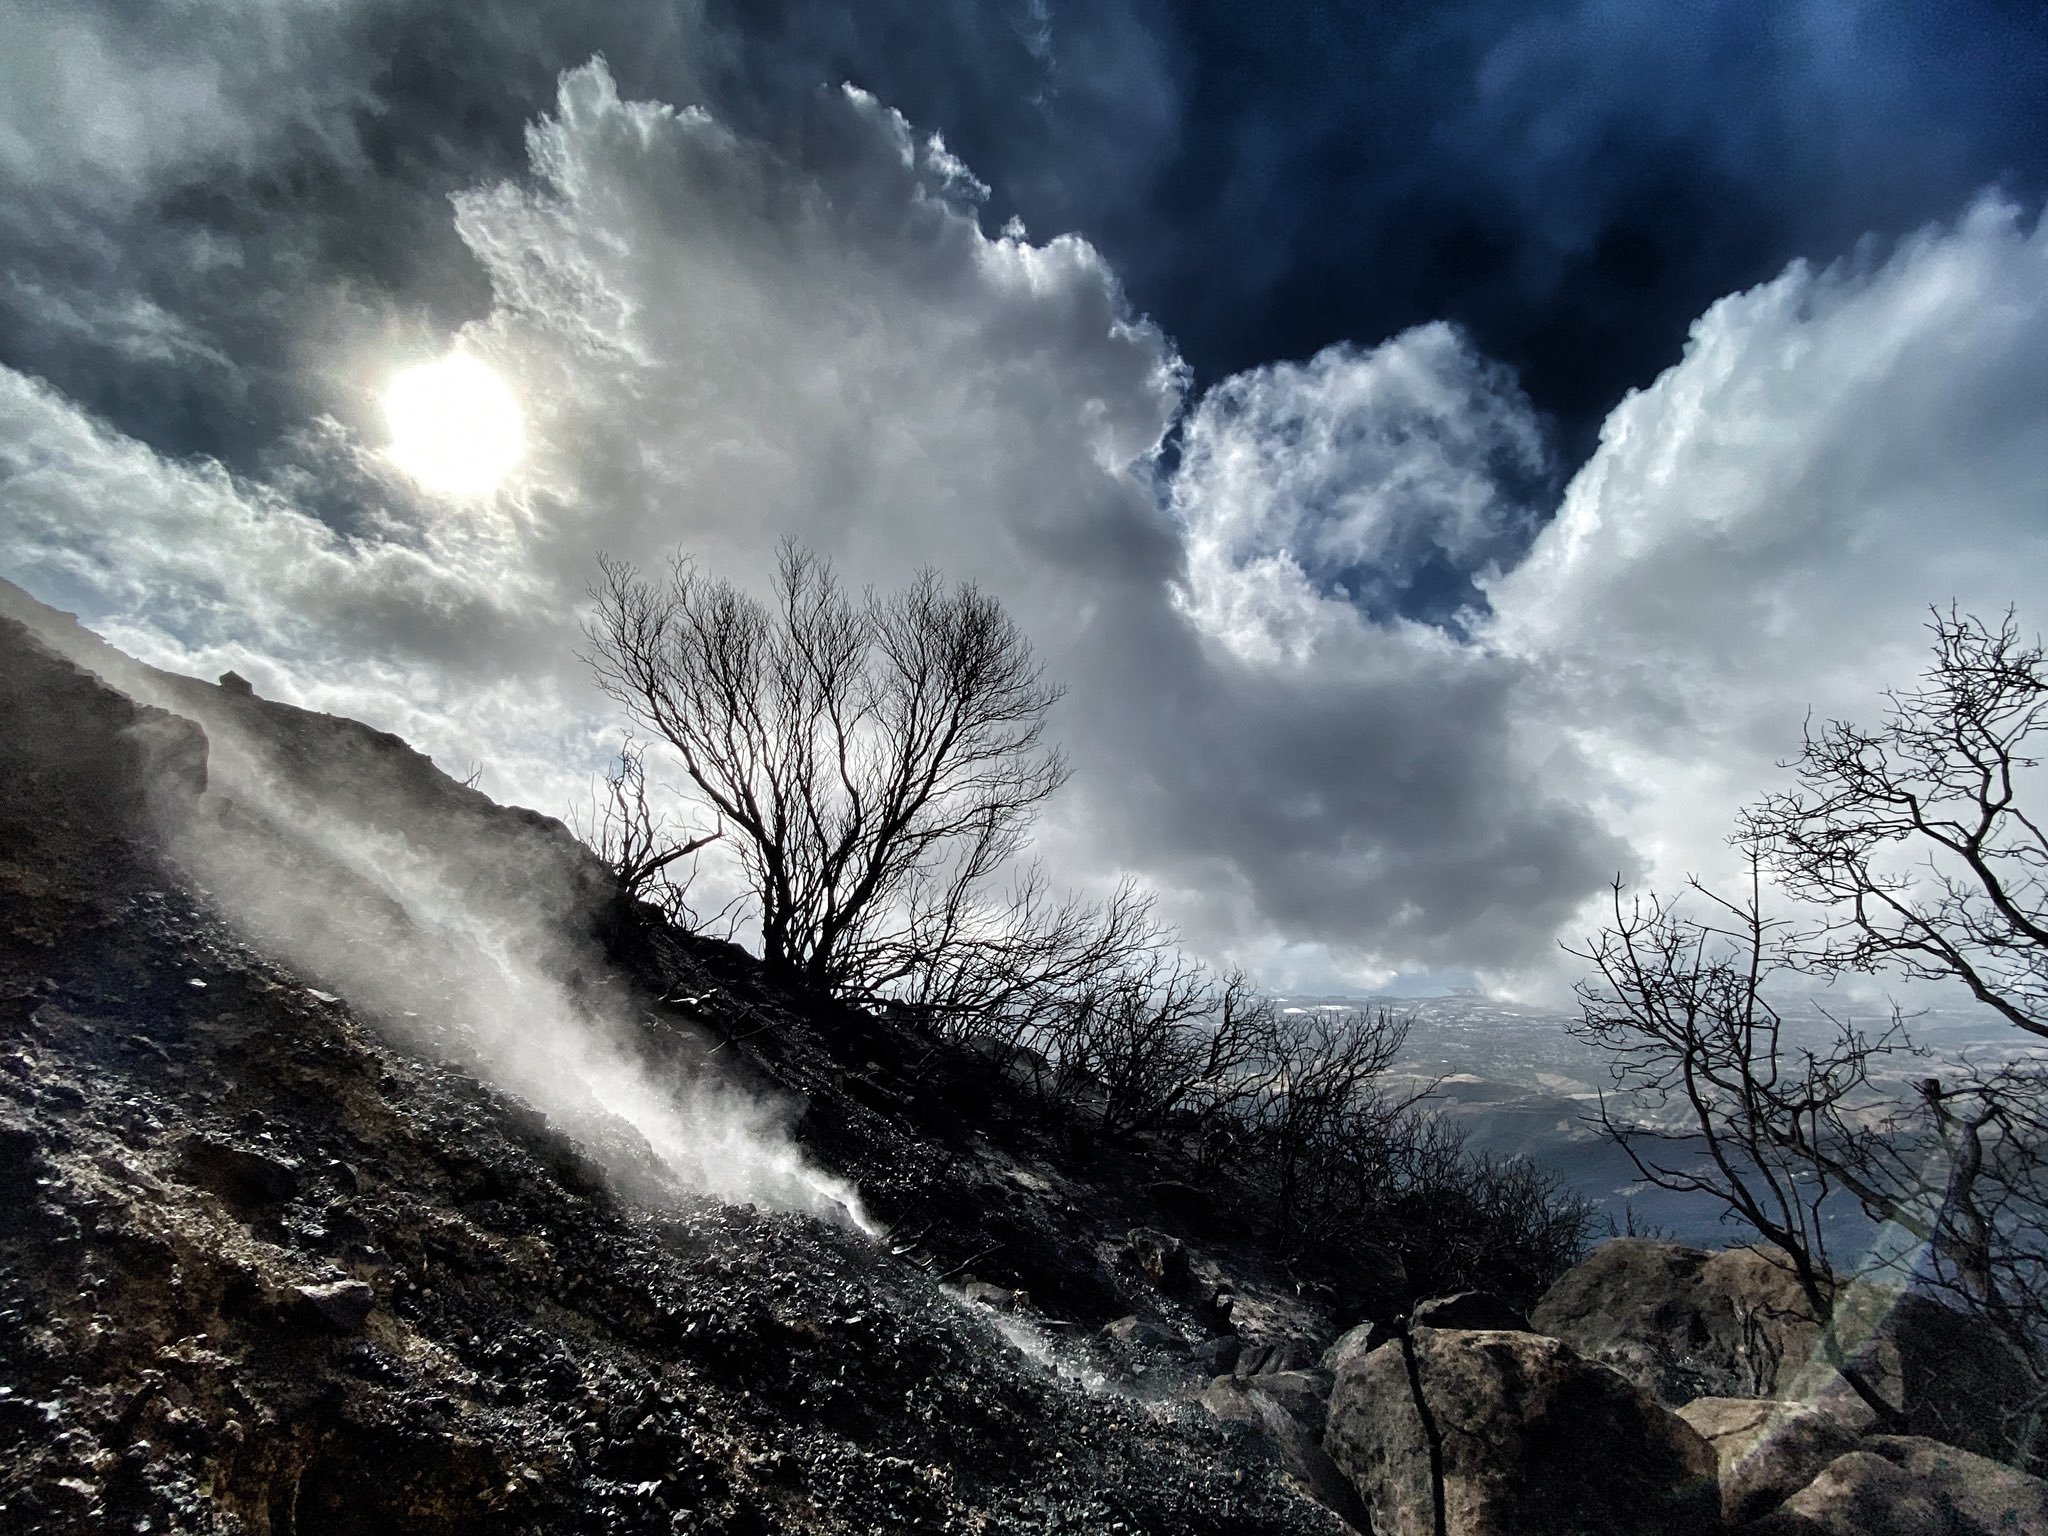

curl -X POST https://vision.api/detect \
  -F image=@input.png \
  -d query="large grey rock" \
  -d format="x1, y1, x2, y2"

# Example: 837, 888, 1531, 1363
1530, 1239, 1824, 1404
1533, 1239, 2039, 1465
1234, 1335, 1321, 1379
1677, 1396, 1863, 1523
1099, 1315, 1187, 1351
1860, 1437, 2048, 1532
956, 1281, 1029, 1313
1803, 1289, 2041, 1467
1324, 1328, 1718, 1536
295, 1279, 376, 1332
1187, 1332, 1241, 1376
1202, 1375, 1366, 1529
1321, 1320, 1393, 1378
176, 1134, 302, 1212
1243, 1369, 1334, 1439
1748, 1436, 2048, 1536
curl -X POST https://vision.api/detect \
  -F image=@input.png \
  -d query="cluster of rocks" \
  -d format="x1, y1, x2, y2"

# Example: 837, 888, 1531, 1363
1108, 1236, 2047, 1534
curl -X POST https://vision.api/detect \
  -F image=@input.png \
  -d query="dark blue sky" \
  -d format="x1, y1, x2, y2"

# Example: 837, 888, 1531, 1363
726, 1, 2048, 466
4, 0, 2044, 481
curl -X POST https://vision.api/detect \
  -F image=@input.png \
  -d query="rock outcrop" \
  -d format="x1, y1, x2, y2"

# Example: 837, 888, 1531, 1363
1676, 1396, 1864, 1523
1529, 1238, 1824, 1403
1408, 1290, 1527, 1332
1531, 1237, 2040, 1465
1201, 1374, 1365, 1528
1748, 1436, 2048, 1536
1322, 1327, 1719, 1536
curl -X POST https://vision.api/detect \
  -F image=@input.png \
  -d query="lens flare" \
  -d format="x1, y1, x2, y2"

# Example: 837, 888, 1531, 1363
383, 351, 524, 497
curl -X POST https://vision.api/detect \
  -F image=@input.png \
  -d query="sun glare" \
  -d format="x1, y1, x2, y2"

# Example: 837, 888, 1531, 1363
383, 351, 524, 498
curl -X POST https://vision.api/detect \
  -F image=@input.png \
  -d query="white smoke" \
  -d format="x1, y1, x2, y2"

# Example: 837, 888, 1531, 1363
86, 640, 877, 1232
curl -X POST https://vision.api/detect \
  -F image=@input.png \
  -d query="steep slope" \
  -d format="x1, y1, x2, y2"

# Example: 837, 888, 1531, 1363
0, 609, 1347, 1534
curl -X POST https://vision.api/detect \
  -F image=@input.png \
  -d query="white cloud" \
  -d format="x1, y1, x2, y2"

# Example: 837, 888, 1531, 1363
1171, 322, 1548, 662
1486, 197, 2048, 931
4, 59, 2046, 1002
0, 2, 373, 203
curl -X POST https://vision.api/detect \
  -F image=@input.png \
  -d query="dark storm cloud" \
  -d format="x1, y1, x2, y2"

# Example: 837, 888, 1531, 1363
0, 1, 710, 469
1152, 1, 2047, 453
10, 0, 2038, 485
747, 0, 2046, 463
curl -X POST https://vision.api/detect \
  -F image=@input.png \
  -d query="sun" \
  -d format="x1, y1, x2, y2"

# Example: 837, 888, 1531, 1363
383, 351, 524, 498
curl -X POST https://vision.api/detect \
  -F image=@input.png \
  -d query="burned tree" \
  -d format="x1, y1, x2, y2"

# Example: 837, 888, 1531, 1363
571, 735, 720, 926
584, 540, 1067, 996
1569, 609, 2048, 1458
1742, 606, 2047, 1038
1567, 865, 1891, 1323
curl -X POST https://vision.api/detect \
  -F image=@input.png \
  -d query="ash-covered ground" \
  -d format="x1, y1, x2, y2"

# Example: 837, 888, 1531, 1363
0, 590, 1359, 1534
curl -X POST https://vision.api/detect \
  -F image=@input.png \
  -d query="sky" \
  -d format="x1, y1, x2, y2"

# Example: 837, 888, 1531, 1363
3, 0, 2046, 998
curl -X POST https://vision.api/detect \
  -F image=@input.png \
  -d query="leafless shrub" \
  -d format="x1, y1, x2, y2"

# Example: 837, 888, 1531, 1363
1381, 1115, 1600, 1301
1236, 1006, 1416, 1251
585, 540, 1067, 996
1743, 606, 2047, 1039
1567, 863, 1875, 1322
572, 735, 720, 927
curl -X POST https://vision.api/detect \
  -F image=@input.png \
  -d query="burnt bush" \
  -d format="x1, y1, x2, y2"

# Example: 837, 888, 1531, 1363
922, 941, 1595, 1313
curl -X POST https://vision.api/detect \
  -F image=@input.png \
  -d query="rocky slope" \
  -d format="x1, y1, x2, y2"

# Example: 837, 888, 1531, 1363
3, 587, 2043, 1536
0, 603, 1348, 1534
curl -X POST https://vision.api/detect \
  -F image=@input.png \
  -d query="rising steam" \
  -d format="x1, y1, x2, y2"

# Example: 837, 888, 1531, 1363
67, 642, 875, 1232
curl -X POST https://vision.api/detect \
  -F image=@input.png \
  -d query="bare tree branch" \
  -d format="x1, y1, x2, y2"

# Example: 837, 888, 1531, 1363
1568, 609, 2048, 1458
583, 541, 1068, 996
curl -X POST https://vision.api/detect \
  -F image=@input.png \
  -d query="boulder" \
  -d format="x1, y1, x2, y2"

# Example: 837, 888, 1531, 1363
1201, 1375, 1367, 1529
1533, 1240, 2039, 1465
176, 1135, 302, 1212
1411, 1291, 1528, 1332
1322, 1320, 1394, 1378
1099, 1315, 1187, 1351
1234, 1336, 1320, 1379
1530, 1239, 1824, 1404
1677, 1396, 1863, 1523
1803, 1288, 2040, 1466
1324, 1328, 1719, 1536
956, 1281, 1028, 1313
1244, 1369, 1334, 1439
1748, 1436, 2048, 1536
1861, 1437, 2048, 1532
295, 1279, 376, 1332
1187, 1333, 1241, 1377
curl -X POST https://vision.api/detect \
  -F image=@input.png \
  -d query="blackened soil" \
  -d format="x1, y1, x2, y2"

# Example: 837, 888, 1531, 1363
0, 611, 1349, 1533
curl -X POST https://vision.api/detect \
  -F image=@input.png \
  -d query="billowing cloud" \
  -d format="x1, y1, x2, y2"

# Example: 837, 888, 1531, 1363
4, 58, 2046, 1000
1171, 323, 1550, 659
0, 1, 372, 200
1485, 197, 2048, 918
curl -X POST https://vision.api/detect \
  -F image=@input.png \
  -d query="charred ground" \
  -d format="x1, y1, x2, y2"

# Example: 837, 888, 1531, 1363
0, 591, 1393, 1533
